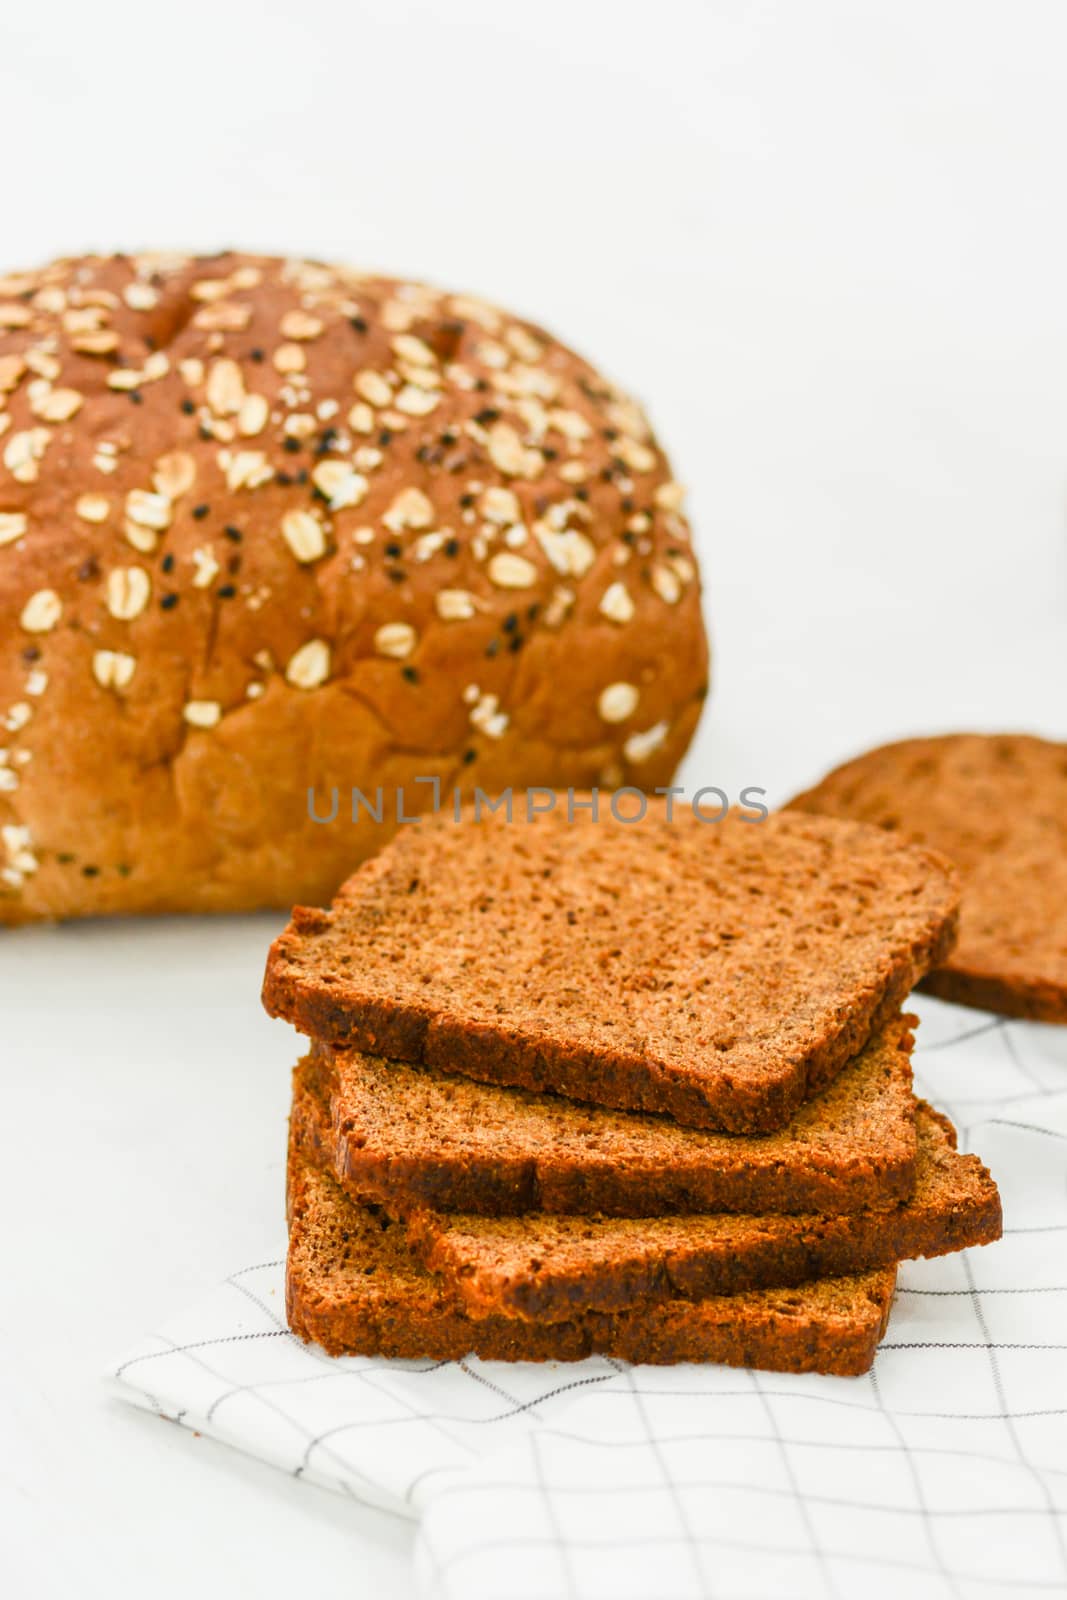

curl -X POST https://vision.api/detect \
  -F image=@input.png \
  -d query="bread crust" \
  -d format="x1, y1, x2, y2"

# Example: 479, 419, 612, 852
264, 807, 960, 1132
788, 733, 1067, 1022
286, 1147, 896, 1375
302, 1014, 921, 1216
0, 252, 707, 921
291, 1067, 1000, 1321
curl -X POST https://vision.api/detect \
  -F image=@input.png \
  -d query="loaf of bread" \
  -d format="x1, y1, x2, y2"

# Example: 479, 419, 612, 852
0, 252, 708, 921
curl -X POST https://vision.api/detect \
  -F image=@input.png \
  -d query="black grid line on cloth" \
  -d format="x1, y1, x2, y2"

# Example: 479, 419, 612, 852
295, 1381, 478, 1478
932, 1087, 1067, 1112
989, 1119, 1067, 1143
203, 1347, 411, 1424
114, 1327, 290, 1380
915, 1018, 1007, 1053
201, 1267, 339, 1421
290, 1355, 619, 1506
111, 1275, 478, 1511
404, 1373, 624, 1534
457, 1357, 544, 1419
621, 1361, 711, 1597
121, 1324, 409, 1512
881, 1342, 1067, 1352
998, 1023, 1049, 1096
424, 1527, 1067, 1589
899, 1286, 1067, 1297
868, 1358, 961, 1599
962, 1251, 1067, 1582
751, 1369, 837, 1600
418, 1471, 1067, 1516
550, 1384, 1067, 1423
466, 1426, 1067, 1481
530, 1428, 579, 1600
223, 1267, 293, 1332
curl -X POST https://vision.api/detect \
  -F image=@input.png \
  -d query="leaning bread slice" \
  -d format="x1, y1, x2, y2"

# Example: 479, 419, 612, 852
292, 1068, 999, 1322
264, 805, 959, 1133
304, 1013, 919, 1217
788, 733, 1067, 1022
286, 1150, 897, 1375
399, 1104, 1000, 1321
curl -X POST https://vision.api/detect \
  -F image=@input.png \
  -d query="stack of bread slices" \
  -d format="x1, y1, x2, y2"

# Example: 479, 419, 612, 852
264, 804, 1002, 1377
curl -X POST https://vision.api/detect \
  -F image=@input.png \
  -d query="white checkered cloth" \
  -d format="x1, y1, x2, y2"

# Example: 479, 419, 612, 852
107, 995, 1067, 1599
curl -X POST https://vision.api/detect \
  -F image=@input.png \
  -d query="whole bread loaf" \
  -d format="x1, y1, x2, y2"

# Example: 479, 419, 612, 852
0, 252, 707, 921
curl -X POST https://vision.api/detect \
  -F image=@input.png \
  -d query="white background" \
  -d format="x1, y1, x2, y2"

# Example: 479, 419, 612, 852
2, 2, 1065, 1597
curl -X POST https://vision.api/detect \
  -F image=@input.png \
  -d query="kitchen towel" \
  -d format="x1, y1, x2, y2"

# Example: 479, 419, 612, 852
107, 995, 1067, 1599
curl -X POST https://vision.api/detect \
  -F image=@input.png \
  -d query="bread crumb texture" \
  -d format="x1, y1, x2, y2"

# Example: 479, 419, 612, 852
0, 253, 708, 920
285, 1145, 897, 1374
304, 1013, 922, 1217
789, 733, 1067, 1021
264, 806, 961, 1131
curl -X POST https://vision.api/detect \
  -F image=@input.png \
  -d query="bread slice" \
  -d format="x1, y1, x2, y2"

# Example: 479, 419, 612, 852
286, 1149, 897, 1375
788, 733, 1067, 1022
303, 1012, 920, 1216
264, 805, 960, 1132
398, 1104, 999, 1321
292, 1067, 999, 1322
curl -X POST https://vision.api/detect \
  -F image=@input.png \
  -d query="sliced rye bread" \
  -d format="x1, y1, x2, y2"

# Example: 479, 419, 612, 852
788, 733, 1067, 1022
286, 1147, 897, 1374
303, 1012, 920, 1217
292, 1066, 1000, 1322
264, 805, 960, 1132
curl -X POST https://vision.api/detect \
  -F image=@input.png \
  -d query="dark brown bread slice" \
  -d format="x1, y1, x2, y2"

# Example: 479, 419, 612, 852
264, 805, 959, 1132
398, 1104, 1000, 1321
304, 1013, 920, 1216
788, 734, 1067, 1022
291, 1068, 1000, 1322
286, 1148, 897, 1375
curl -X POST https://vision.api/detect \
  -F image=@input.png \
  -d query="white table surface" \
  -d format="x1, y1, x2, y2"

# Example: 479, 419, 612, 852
2, 2, 1065, 1596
